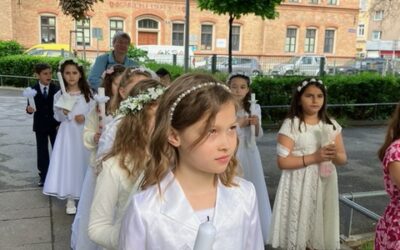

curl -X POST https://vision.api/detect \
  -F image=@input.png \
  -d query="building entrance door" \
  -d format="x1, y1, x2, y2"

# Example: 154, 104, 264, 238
138, 32, 158, 45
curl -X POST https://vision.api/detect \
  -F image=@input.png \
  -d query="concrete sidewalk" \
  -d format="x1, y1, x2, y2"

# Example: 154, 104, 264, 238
0, 188, 73, 250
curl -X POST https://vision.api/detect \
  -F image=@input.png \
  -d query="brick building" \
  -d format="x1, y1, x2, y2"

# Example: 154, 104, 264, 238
0, 0, 359, 67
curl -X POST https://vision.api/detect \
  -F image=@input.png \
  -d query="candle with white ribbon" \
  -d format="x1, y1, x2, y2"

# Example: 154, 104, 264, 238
97, 87, 106, 133
193, 217, 216, 250
57, 72, 67, 94
22, 87, 37, 111
248, 93, 257, 147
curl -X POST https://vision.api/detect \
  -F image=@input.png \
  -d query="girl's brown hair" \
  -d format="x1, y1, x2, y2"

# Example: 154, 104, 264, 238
59, 59, 92, 102
102, 79, 163, 181
101, 64, 126, 115
140, 73, 239, 190
378, 102, 400, 161
113, 67, 152, 106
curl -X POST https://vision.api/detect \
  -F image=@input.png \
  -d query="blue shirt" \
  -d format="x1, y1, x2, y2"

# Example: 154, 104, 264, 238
88, 52, 138, 90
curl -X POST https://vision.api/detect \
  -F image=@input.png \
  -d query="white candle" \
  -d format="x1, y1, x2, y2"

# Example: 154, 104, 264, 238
193, 218, 216, 250
28, 96, 36, 110
98, 87, 106, 132
57, 72, 67, 94
251, 93, 256, 103
249, 93, 257, 147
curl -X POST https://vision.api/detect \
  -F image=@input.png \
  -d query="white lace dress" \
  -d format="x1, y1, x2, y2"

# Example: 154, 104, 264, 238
269, 117, 341, 250
236, 106, 272, 245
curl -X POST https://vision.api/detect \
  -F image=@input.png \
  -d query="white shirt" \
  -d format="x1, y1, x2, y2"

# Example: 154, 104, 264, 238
39, 82, 49, 96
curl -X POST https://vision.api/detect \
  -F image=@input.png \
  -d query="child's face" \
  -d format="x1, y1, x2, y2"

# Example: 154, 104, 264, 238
63, 65, 81, 88
37, 68, 52, 86
171, 101, 238, 175
300, 85, 324, 116
229, 77, 249, 101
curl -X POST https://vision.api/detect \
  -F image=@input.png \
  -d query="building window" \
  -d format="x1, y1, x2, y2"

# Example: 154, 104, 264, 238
172, 23, 184, 46
304, 29, 316, 53
372, 31, 382, 40
285, 27, 297, 52
110, 19, 124, 46
40, 16, 56, 43
201, 24, 213, 50
288, 0, 299, 2
138, 19, 159, 29
232, 26, 241, 51
309, 0, 318, 4
359, 0, 367, 11
324, 29, 335, 53
358, 24, 365, 37
374, 10, 384, 21
327, 0, 337, 5
76, 19, 90, 46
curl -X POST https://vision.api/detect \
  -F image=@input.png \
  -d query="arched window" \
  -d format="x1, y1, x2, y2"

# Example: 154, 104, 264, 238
138, 19, 158, 29
137, 18, 160, 45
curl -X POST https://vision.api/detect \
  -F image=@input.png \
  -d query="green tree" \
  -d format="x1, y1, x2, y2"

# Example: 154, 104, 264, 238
59, 0, 104, 20
197, 0, 283, 73
127, 45, 149, 62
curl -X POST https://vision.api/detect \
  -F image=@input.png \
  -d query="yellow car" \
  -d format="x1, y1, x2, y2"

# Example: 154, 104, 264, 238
25, 44, 73, 57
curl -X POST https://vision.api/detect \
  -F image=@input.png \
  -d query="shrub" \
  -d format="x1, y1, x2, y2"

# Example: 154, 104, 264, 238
0, 40, 24, 57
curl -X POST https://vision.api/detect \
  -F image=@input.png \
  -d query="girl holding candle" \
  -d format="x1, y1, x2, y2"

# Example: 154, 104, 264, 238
43, 58, 95, 215
227, 73, 272, 245
119, 73, 264, 250
269, 78, 347, 250
88, 80, 165, 250
71, 64, 126, 250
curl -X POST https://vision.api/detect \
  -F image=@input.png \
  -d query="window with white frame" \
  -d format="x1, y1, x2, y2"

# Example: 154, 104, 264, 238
40, 16, 56, 43
76, 19, 91, 46
172, 23, 184, 46
304, 28, 316, 53
358, 24, 365, 37
110, 19, 124, 47
285, 27, 297, 52
309, 0, 318, 4
324, 29, 335, 53
138, 19, 158, 29
372, 31, 382, 40
288, 0, 299, 2
327, 0, 337, 5
232, 26, 241, 51
374, 10, 384, 21
359, 0, 367, 11
201, 24, 213, 50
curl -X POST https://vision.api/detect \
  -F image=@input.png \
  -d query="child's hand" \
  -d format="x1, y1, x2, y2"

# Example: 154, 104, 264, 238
26, 106, 35, 113
94, 132, 101, 144
63, 109, 70, 115
74, 114, 85, 124
248, 115, 259, 126
237, 117, 248, 128
317, 143, 336, 162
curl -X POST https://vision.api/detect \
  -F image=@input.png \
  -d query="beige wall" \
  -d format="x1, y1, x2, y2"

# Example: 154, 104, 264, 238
0, 0, 13, 41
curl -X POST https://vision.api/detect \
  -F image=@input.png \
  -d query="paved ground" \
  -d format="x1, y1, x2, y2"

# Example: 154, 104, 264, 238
0, 87, 387, 249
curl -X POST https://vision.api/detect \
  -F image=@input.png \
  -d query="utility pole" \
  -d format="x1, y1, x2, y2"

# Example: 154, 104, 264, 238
184, 0, 190, 72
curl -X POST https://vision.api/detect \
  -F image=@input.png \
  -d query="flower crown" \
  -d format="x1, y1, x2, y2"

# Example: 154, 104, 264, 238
128, 66, 159, 80
169, 82, 230, 121
115, 85, 166, 116
101, 66, 115, 79
297, 78, 325, 92
58, 57, 83, 70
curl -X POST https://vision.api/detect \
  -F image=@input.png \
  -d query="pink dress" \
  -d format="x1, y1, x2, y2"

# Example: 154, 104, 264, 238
375, 140, 400, 250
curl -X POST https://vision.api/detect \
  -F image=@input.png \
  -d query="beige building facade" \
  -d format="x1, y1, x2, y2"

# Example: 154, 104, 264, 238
0, 0, 359, 65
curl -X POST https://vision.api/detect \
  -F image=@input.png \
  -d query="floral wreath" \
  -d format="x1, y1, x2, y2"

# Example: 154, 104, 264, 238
58, 57, 84, 70
115, 85, 166, 116
297, 78, 325, 92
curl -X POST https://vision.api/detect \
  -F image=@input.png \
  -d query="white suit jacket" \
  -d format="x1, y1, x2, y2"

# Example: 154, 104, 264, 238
119, 172, 264, 250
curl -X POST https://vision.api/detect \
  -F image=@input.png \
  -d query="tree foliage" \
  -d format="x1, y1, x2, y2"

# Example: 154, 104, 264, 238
59, 0, 104, 20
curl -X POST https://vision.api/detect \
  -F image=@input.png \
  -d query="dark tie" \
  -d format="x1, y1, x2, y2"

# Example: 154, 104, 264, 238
43, 87, 48, 99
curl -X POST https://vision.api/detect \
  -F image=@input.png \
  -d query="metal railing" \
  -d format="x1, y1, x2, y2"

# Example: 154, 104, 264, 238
340, 190, 386, 238
0, 74, 59, 87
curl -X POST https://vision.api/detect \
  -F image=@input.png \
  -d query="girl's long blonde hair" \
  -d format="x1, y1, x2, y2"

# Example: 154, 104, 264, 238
140, 73, 239, 190
102, 79, 162, 181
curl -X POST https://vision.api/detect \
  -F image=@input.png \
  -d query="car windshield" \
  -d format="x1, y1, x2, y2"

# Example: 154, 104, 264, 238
287, 56, 300, 64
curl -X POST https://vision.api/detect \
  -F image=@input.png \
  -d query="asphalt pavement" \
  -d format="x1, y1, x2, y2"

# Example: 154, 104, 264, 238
0, 86, 387, 249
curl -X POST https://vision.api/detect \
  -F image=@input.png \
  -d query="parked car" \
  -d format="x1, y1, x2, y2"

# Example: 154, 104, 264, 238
355, 58, 386, 74
25, 44, 73, 57
328, 61, 359, 75
270, 55, 327, 76
197, 56, 263, 76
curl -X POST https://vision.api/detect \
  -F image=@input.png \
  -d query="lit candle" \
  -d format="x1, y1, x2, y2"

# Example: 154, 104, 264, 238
57, 72, 67, 94
97, 87, 106, 133
193, 217, 216, 250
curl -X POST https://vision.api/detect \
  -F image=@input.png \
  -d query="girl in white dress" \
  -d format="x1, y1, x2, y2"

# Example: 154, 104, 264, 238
227, 73, 272, 245
88, 80, 166, 250
71, 65, 125, 250
269, 78, 347, 250
43, 58, 95, 214
119, 73, 264, 250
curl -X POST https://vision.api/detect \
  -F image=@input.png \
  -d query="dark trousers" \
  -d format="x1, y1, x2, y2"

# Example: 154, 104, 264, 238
35, 130, 57, 182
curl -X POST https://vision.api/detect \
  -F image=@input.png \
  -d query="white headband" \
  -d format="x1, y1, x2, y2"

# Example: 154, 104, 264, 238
297, 78, 324, 92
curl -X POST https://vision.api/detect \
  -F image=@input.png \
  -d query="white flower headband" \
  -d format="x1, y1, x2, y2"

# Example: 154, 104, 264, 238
297, 78, 325, 92
101, 66, 115, 79
129, 67, 159, 80
169, 82, 231, 121
58, 57, 83, 70
115, 85, 166, 116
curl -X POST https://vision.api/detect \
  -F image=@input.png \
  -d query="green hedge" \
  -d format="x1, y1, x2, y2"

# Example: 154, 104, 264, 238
0, 40, 24, 57
252, 73, 400, 122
